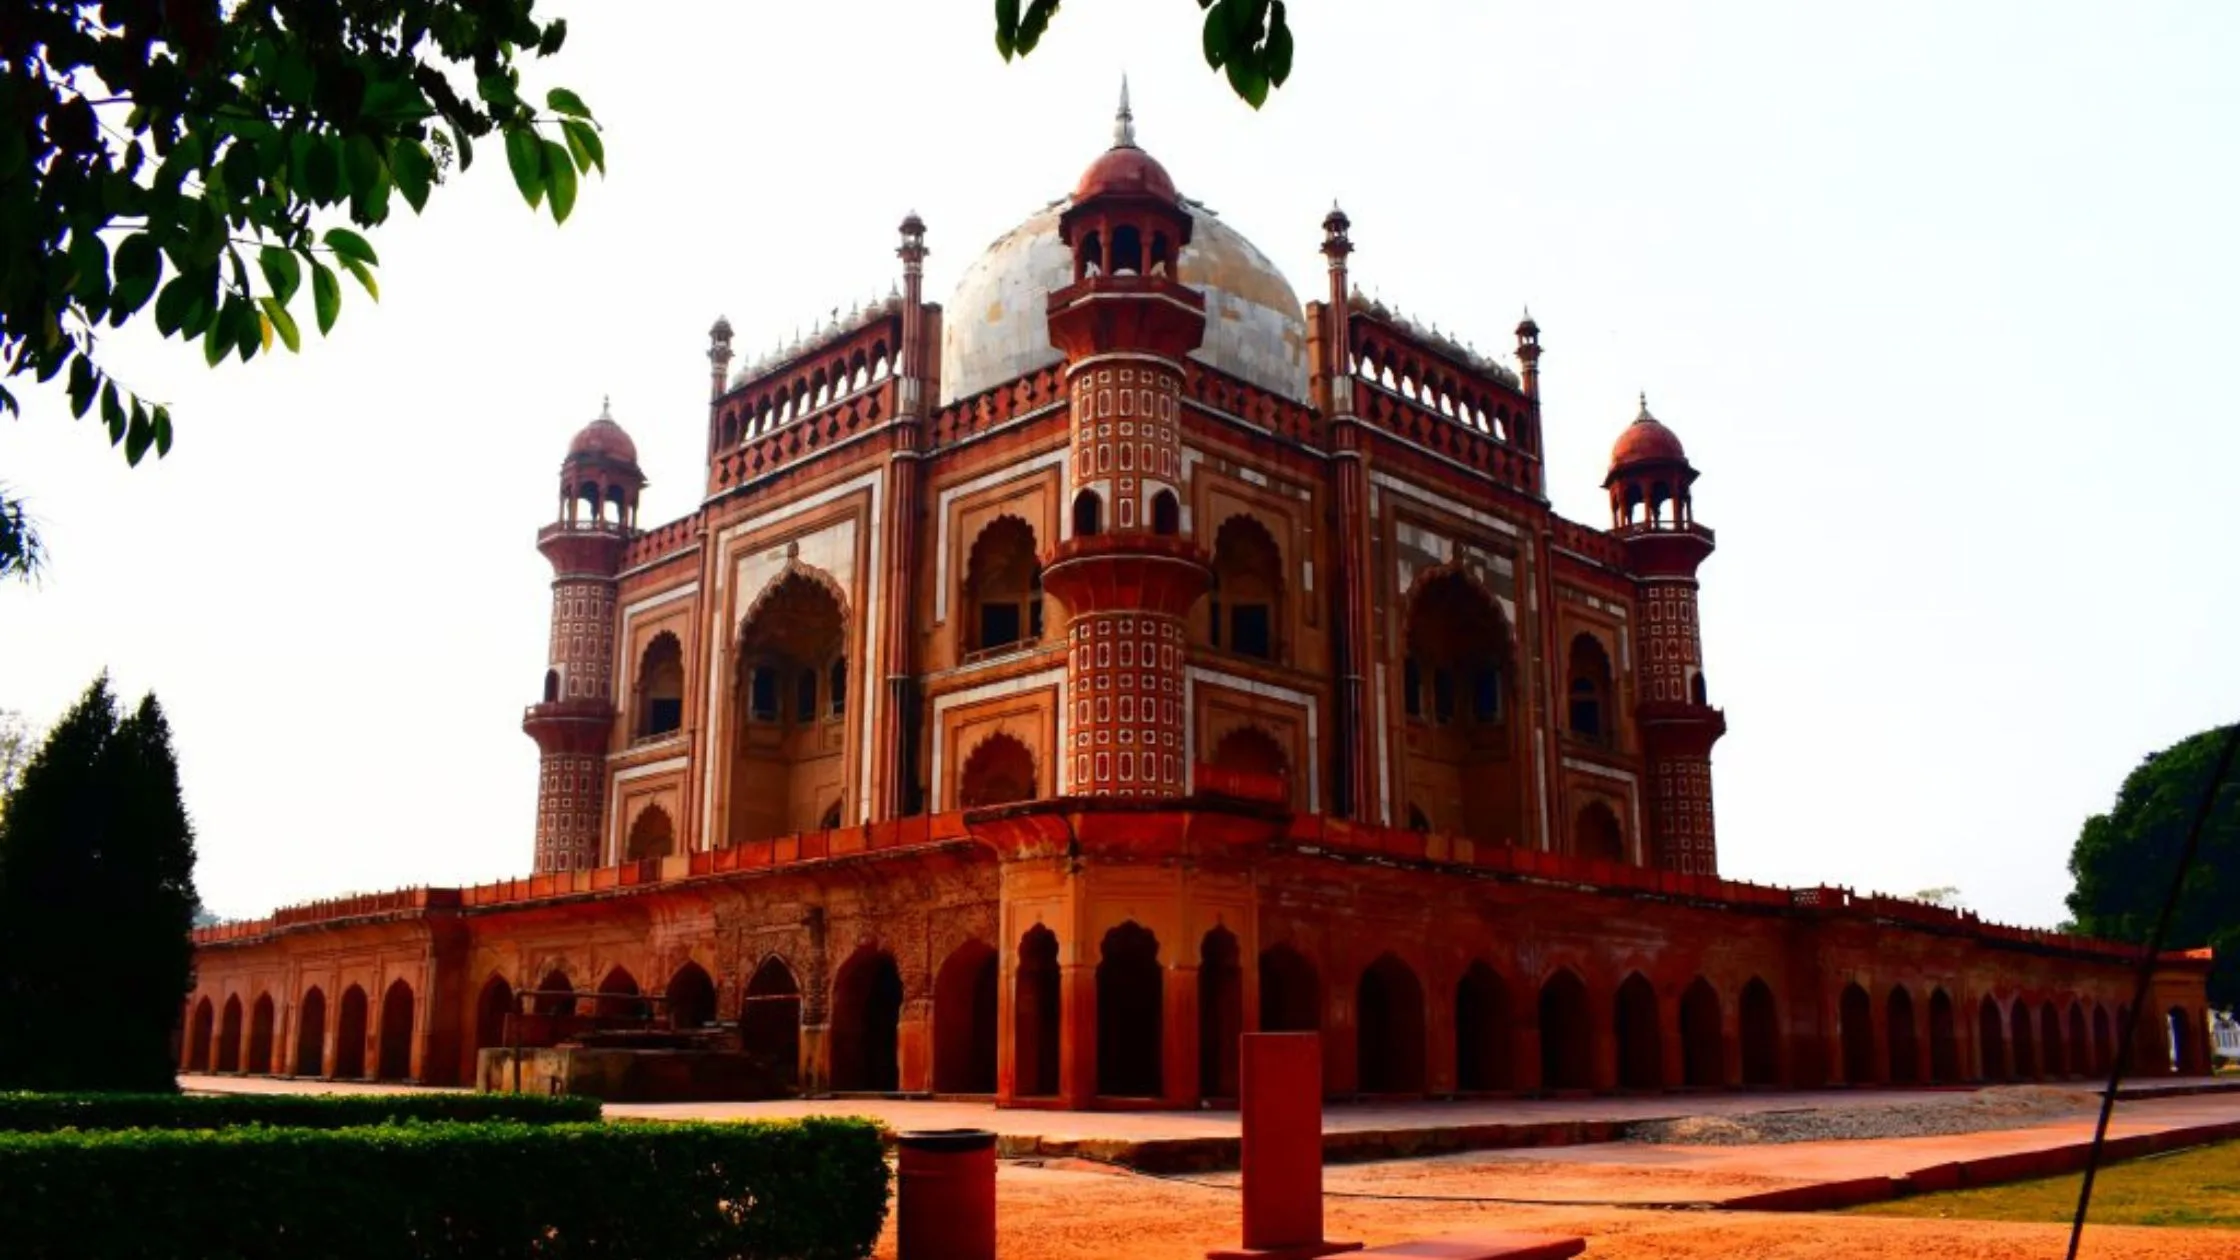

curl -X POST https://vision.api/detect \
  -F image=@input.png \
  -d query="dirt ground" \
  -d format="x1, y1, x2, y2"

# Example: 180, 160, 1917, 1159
868, 1156, 2240, 1259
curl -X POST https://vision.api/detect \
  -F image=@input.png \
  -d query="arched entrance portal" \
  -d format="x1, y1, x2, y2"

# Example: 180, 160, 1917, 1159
1455, 963, 1512, 1092
1614, 973, 1661, 1090
830, 947, 903, 1093
595, 967, 644, 1021
2167, 1007, 2192, 1074
376, 979, 414, 1081
294, 987, 327, 1076
217, 996, 243, 1071
1978, 997, 2007, 1081
1839, 983, 1874, 1085
1356, 954, 1426, 1094
1400, 570, 1521, 845
2066, 1004, 2087, 1079
1928, 989, 1959, 1083
335, 986, 368, 1079
187, 997, 214, 1071
1259, 945, 1320, 1034
247, 994, 276, 1074
1097, 922, 1163, 1099
1887, 986, 1918, 1084
476, 975, 514, 1055
741, 957, 802, 1088
2040, 1002, 2064, 1078
2009, 1001, 2037, 1080
533, 968, 577, 1017
666, 962, 716, 1030
1679, 978, 1722, 1087
1014, 927, 1061, 1098
1538, 970, 1591, 1091
2091, 1005, 2112, 1076
1198, 927, 1245, 1101
727, 570, 850, 844
1740, 978, 1781, 1086
933, 941, 999, 1095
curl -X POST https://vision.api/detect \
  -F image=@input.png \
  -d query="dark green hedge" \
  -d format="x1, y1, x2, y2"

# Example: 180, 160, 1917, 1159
0, 1117, 889, 1259
0, 1089, 601, 1131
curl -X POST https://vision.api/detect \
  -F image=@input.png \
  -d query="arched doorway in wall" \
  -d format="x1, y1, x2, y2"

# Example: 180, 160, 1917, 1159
1614, 973, 1662, 1090
1573, 801, 1626, 865
1015, 926, 1062, 1098
741, 957, 802, 1088
2009, 1000, 2037, 1080
2066, 1004, 2088, 1079
1207, 515, 1285, 661
633, 632, 686, 740
476, 975, 514, 1055
1565, 634, 1617, 748
830, 947, 903, 1093
933, 941, 999, 1095
963, 516, 1044, 655
1978, 997, 2007, 1081
2091, 1005, 2112, 1076
376, 979, 414, 1081
1839, 983, 1874, 1085
1401, 569, 1521, 847
1260, 945, 1321, 1034
595, 967, 644, 1021
727, 569, 850, 845
1199, 927, 1245, 1101
335, 985, 368, 1079
247, 994, 275, 1074
1740, 979, 1781, 1086
2039, 1002, 2064, 1078
1210, 726, 1289, 796
2167, 1007, 2192, 1074
1456, 962, 1513, 1092
217, 995, 243, 1071
1887, 986, 1918, 1085
187, 997, 214, 1071
666, 962, 716, 1030
533, 968, 577, 1017
1097, 922, 1163, 1099
1357, 954, 1427, 1094
627, 805, 676, 862
295, 988, 327, 1076
959, 733, 1038, 809
1928, 989, 1959, 1084
1679, 978, 1722, 1088
1539, 970, 1592, 1091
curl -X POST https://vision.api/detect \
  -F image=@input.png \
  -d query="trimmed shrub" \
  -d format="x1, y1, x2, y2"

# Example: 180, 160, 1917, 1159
0, 1117, 889, 1259
0, 1090, 601, 1131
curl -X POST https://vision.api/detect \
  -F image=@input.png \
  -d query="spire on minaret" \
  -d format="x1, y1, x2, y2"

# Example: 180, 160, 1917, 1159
1114, 74, 1136, 148
1637, 391, 1652, 422
600, 394, 612, 420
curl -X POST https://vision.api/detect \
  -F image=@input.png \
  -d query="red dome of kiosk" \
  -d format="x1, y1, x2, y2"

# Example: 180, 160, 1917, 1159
567, 401, 638, 466
1072, 78, 1178, 204
1608, 394, 1688, 471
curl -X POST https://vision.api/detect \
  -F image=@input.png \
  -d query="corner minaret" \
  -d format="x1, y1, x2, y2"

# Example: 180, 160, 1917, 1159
1037, 87, 1211, 798
1603, 394, 1725, 875
524, 401, 643, 872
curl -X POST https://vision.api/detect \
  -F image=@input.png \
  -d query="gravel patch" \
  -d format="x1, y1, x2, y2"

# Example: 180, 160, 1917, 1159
1624, 1086, 2097, 1145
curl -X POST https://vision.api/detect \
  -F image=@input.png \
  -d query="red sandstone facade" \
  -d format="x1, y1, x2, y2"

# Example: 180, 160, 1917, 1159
184, 101, 2216, 1100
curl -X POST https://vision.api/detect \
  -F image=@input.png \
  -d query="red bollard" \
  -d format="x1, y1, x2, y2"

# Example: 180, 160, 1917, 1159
896, 1128, 997, 1260
1209, 1033, 1361, 1259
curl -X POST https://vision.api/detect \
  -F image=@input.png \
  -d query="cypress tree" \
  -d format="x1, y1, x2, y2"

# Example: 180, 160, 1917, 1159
0, 676, 200, 1090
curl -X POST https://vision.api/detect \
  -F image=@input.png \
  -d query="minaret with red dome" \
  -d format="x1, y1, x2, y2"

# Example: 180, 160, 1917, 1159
523, 401, 644, 872
1604, 395, 1726, 874
1036, 84, 1211, 798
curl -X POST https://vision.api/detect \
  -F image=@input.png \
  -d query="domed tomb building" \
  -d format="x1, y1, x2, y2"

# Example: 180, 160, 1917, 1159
184, 97, 2215, 1100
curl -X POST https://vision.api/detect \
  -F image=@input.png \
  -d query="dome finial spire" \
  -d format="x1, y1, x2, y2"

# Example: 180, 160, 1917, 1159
1114, 74, 1136, 148
1637, 391, 1652, 422
600, 394, 612, 420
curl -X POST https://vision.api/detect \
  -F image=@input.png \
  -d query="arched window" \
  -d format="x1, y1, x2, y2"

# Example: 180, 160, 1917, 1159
828, 658, 847, 716
1151, 489, 1180, 535
748, 666, 778, 722
1472, 666, 1501, 722
541, 669, 559, 703
1401, 569, 1519, 847
1406, 803, 1432, 834
1072, 489, 1102, 538
1573, 800, 1625, 864
1111, 224, 1143, 274
794, 667, 819, 723
1150, 233, 1172, 275
959, 732, 1039, 808
634, 633, 684, 738
1566, 634, 1614, 745
963, 516, 1042, 654
626, 804, 675, 861
1076, 231, 1103, 280
1209, 515, 1283, 660
730, 570, 849, 843
1690, 672, 1708, 706
1403, 657, 1423, 718
819, 800, 843, 830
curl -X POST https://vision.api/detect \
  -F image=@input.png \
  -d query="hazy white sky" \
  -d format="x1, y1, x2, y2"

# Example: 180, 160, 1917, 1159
3, 2, 2235, 930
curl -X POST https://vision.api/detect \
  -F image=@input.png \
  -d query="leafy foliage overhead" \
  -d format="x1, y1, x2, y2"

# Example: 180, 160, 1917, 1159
0, 1, 600, 575
2065, 723, 2238, 1010
995, 0, 1296, 108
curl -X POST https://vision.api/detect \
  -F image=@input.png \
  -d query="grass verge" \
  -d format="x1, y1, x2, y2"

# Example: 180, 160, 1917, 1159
1849, 1140, 2240, 1229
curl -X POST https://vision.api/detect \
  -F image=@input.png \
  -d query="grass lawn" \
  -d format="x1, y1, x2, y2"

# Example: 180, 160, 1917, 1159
1850, 1141, 2240, 1230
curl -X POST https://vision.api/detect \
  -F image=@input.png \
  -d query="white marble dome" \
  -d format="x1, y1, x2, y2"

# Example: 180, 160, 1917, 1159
938, 198, 1312, 406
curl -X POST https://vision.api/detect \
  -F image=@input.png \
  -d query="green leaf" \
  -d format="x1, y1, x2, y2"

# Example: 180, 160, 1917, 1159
339, 255, 380, 301
230, 295, 262, 362
258, 297, 301, 353
311, 259, 341, 334
322, 227, 379, 266
101, 381, 125, 443
1017, 0, 1056, 55
205, 310, 235, 365
153, 406, 174, 457
257, 245, 301, 305
68, 229, 111, 306
111, 234, 161, 323
344, 134, 384, 199
546, 87, 593, 119
542, 139, 577, 223
153, 275, 195, 337
1226, 55, 1270, 109
391, 140, 435, 212
304, 136, 343, 203
68, 355, 97, 419
1203, 4, 1230, 69
505, 126, 545, 208
996, 0, 1020, 58
124, 405, 155, 465
1266, 2, 1294, 86
561, 119, 604, 176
